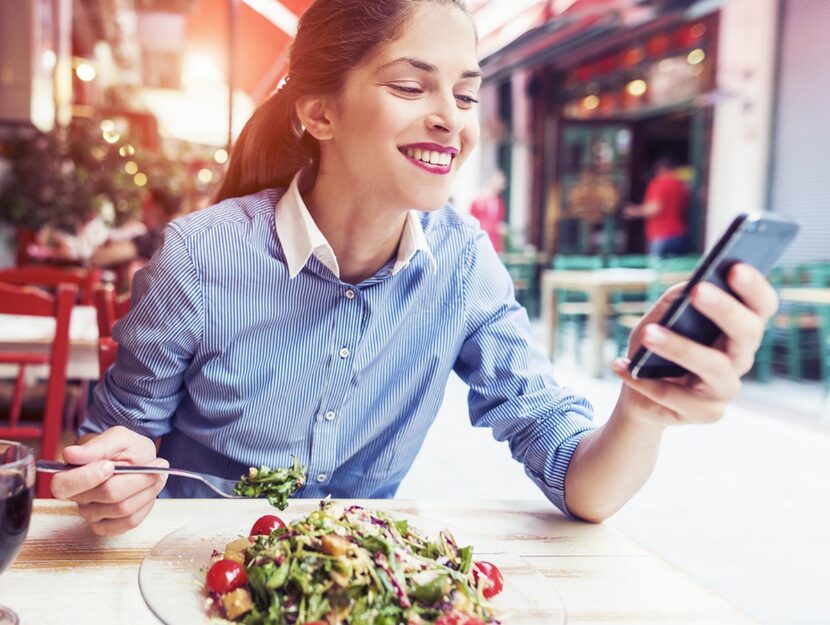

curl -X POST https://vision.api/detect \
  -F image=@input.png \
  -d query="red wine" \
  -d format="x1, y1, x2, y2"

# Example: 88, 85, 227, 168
0, 481, 33, 573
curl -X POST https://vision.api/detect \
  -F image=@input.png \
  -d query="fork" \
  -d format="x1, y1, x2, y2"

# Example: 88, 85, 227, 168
36, 460, 245, 499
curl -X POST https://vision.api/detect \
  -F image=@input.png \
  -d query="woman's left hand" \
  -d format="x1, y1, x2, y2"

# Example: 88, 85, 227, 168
613, 263, 780, 427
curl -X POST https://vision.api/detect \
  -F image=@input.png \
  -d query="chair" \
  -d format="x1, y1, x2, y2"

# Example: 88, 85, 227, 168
611, 255, 700, 356
0, 265, 103, 306
551, 255, 604, 359
756, 263, 830, 384
93, 284, 131, 338
0, 282, 77, 497
501, 250, 540, 318
93, 284, 131, 374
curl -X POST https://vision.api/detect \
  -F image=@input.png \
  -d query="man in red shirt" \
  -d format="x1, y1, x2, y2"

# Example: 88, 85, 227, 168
625, 157, 690, 257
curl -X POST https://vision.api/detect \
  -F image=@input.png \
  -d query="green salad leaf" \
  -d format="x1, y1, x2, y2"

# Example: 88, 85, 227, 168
234, 456, 307, 509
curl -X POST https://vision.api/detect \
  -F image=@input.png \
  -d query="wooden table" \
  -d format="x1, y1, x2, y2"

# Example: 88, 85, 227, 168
0, 305, 99, 380
779, 287, 830, 306
5, 499, 759, 624
541, 269, 650, 377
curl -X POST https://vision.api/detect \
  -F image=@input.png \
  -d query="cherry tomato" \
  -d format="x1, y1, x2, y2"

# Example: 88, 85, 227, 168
249, 514, 285, 536
206, 559, 248, 594
434, 612, 485, 625
472, 560, 504, 599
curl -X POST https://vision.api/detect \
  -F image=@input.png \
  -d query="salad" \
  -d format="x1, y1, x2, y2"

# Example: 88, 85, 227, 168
204, 501, 504, 625
234, 457, 307, 510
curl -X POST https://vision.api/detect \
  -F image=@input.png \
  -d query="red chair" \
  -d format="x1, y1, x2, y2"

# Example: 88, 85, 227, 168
93, 284, 131, 373
0, 282, 77, 497
93, 284, 131, 338
0, 265, 103, 306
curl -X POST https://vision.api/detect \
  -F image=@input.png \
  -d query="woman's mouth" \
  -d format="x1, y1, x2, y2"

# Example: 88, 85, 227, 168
398, 146, 457, 175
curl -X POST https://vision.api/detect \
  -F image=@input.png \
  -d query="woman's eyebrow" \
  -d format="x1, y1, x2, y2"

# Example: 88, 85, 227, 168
378, 57, 482, 80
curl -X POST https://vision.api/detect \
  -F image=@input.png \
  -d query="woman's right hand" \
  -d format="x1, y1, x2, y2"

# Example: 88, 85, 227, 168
50, 426, 169, 536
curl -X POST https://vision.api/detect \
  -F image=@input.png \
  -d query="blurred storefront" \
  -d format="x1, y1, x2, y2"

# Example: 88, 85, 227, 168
476, 0, 721, 260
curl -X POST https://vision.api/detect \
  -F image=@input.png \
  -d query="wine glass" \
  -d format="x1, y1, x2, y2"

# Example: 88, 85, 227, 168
0, 441, 35, 625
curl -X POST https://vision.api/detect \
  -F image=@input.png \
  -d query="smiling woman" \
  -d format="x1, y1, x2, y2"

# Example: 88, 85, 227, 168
213, 0, 479, 209
55, 0, 780, 560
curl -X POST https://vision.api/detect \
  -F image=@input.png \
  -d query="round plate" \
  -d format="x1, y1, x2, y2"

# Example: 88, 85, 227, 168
139, 505, 566, 625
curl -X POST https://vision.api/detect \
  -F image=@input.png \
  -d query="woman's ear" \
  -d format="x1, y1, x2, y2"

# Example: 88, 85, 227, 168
295, 96, 335, 141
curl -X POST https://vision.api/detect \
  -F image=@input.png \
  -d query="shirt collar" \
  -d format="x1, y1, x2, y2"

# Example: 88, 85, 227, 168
274, 169, 437, 280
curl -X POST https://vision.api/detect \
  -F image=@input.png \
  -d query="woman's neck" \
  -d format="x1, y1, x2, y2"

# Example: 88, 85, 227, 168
303, 166, 408, 284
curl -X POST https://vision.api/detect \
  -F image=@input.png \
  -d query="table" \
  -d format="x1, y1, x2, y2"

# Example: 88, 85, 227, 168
779, 288, 830, 306
5, 499, 759, 624
540, 268, 691, 377
540, 269, 646, 377
0, 305, 99, 380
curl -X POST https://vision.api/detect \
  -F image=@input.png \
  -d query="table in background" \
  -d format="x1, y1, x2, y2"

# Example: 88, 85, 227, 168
0, 304, 99, 380
541, 269, 647, 377
779, 288, 830, 306
6, 499, 759, 624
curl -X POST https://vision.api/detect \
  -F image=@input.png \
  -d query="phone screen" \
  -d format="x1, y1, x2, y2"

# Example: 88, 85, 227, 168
629, 213, 799, 379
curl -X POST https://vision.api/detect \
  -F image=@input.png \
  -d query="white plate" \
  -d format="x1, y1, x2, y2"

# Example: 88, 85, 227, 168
139, 504, 566, 625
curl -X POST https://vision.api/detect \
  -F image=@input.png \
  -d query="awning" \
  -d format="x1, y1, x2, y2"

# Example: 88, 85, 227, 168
476, 0, 711, 81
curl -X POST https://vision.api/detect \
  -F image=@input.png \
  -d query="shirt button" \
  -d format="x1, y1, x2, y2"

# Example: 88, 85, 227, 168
316, 473, 327, 483
345, 289, 356, 300
339, 347, 350, 358
325, 410, 336, 421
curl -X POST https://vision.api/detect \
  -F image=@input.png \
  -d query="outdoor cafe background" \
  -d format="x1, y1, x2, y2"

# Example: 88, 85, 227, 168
1, 0, 829, 386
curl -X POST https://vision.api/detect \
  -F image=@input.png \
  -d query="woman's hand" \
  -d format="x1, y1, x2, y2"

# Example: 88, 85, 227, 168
50, 426, 168, 536
613, 263, 779, 427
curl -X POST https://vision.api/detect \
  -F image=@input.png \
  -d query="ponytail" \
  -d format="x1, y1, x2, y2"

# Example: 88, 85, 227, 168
212, 82, 314, 203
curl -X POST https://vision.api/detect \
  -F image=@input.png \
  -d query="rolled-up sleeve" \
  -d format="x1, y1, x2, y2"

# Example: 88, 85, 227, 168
453, 232, 595, 515
79, 225, 203, 439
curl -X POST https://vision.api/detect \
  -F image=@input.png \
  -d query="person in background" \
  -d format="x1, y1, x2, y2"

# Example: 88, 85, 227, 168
89, 187, 183, 269
469, 170, 506, 253
625, 156, 691, 257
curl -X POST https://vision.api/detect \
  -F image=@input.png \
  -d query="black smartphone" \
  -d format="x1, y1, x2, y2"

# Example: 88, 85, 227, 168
628, 212, 800, 379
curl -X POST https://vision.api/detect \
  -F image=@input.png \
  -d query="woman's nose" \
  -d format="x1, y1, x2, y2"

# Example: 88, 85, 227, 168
425, 94, 463, 134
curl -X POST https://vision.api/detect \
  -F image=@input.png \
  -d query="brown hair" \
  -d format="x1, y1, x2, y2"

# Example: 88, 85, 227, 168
213, 0, 472, 203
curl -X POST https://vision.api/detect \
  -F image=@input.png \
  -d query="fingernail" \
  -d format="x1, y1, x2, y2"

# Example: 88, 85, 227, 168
100, 460, 115, 475
612, 358, 630, 372
645, 324, 667, 344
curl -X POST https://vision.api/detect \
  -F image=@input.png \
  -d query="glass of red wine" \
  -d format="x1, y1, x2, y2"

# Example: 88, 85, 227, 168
0, 441, 35, 625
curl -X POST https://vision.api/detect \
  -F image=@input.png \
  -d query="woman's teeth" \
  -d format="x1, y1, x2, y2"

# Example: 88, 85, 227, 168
404, 148, 452, 167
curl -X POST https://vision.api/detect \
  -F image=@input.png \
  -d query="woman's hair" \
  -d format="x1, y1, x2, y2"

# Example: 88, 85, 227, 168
213, 0, 472, 203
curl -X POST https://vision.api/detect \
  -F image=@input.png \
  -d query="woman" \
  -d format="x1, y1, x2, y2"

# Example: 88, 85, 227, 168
53, 0, 777, 536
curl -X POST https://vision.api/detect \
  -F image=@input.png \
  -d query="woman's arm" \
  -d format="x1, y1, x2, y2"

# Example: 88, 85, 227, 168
564, 264, 779, 522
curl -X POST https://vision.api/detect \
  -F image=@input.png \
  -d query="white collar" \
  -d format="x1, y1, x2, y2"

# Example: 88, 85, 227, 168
274, 169, 437, 280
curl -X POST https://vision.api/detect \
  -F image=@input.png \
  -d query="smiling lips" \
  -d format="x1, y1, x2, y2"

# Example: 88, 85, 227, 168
399, 143, 459, 175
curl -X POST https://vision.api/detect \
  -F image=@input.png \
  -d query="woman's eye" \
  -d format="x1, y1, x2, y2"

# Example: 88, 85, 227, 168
455, 95, 480, 106
389, 84, 424, 95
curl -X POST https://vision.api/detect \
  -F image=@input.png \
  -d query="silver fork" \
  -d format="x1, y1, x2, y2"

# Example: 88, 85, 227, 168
36, 460, 245, 499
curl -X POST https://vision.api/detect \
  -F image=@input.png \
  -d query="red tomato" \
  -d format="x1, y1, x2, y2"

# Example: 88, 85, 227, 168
434, 613, 485, 625
473, 560, 504, 599
249, 514, 285, 536
205, 559, 248, 594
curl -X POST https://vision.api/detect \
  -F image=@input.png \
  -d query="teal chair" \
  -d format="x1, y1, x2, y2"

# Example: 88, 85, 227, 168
552, 255, 603, 360
502, 251, 540, 318
752, 263, 830, 384
612, 255, 701, 356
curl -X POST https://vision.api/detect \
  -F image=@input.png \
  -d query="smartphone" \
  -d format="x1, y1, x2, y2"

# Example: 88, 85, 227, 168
628, 212, 800, 379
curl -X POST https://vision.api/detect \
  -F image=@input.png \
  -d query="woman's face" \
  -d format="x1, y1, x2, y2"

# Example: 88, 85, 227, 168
323, 3, 481, 212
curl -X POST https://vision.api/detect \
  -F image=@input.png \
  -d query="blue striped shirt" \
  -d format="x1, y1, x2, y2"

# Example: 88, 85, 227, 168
80, 181, 595, 514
